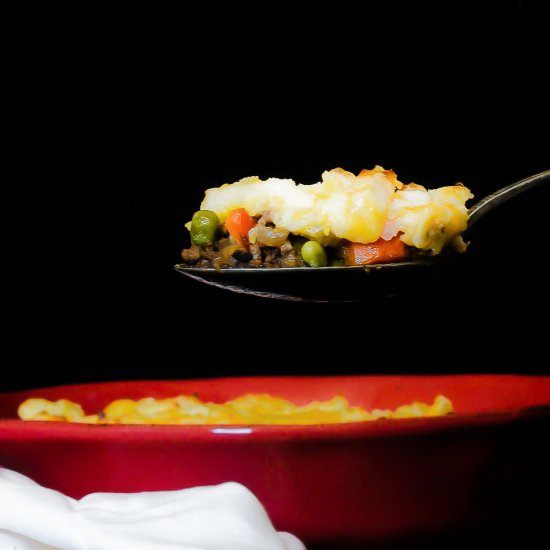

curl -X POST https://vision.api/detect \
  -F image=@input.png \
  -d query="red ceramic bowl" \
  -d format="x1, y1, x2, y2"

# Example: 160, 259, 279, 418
1, 375, 550, 547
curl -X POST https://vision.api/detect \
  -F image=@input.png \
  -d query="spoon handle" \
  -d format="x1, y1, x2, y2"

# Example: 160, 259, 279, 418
468, 169, 550, 228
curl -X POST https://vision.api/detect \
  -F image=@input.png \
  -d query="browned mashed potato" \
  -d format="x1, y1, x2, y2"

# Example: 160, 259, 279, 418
194, 166, 473, 253
18, 393, 454, 425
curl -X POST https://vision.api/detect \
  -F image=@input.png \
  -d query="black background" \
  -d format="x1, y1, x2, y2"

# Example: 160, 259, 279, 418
1, 4, 549, 548
1, 1, 548, 391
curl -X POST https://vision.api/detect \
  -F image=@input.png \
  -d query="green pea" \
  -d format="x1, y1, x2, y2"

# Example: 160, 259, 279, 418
301, 240, 327, 267
190, 210, 220, 246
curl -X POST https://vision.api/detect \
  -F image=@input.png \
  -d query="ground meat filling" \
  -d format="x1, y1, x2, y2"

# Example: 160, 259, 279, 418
181, 211, 306, 269
181, 210, 418, 269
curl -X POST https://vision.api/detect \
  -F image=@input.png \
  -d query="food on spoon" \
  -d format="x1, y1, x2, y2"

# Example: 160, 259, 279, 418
17, 393, 454, 425
181, 166, 473, 268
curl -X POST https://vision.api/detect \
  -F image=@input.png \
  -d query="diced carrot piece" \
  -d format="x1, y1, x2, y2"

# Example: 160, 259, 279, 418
342, 236, 408, 266
225, 208, 255, 248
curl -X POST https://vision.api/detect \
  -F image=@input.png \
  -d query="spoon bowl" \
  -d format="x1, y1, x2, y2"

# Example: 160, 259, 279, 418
175, 259, 443, 302
175, 170, 550, 302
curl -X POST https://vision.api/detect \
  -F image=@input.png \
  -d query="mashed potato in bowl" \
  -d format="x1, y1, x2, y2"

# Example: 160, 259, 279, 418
17, 393, 454, 425
182, 166, 473, 269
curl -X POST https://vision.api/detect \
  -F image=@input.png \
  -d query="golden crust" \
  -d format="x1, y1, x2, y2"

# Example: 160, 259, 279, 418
198, 167, 473, 253
18, 394, 454, 425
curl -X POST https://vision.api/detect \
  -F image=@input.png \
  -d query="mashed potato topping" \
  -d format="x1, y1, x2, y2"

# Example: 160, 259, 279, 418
18, 394, 454, 425
199, 167, 472, 253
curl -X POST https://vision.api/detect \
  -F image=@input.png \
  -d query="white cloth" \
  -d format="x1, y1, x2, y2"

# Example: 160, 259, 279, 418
0, 468, 305, 550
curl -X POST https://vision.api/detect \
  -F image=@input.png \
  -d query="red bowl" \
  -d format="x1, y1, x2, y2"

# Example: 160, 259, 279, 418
1, 375, 550, 547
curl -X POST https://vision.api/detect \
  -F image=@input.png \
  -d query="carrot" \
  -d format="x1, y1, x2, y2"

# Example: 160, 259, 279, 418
341, 236, 409, 266
225, 208, 256, 248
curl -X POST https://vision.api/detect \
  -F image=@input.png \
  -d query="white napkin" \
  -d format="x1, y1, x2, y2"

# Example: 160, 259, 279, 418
0, 468, 305, 550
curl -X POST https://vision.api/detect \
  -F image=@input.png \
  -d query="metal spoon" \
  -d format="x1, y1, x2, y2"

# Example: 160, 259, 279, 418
174, 169, 550, 302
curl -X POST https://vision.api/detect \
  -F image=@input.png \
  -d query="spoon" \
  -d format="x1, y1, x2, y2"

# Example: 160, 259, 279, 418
174, 169, 550, 302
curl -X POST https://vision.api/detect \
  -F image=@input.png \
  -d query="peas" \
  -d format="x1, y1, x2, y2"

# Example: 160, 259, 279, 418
300, 240, 327, 267
190, 210, 220, 246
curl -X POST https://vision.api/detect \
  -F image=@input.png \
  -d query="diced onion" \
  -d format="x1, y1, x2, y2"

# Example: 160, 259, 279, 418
249, 225, 289, 247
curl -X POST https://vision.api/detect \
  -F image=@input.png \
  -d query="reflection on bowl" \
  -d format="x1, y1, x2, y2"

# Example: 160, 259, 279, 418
1, 375, 550, 547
